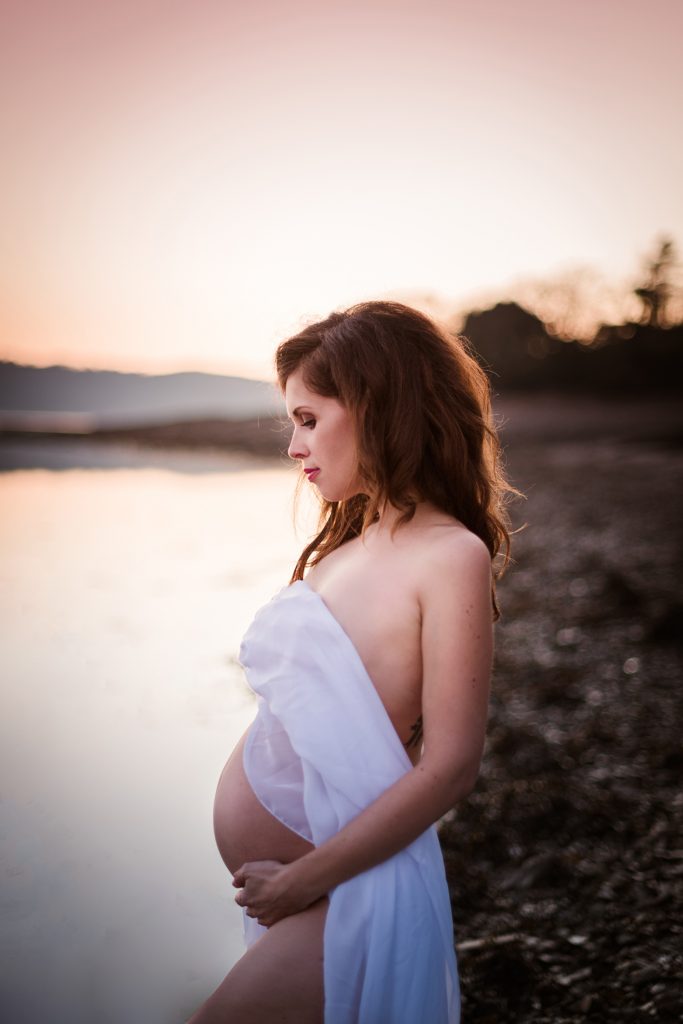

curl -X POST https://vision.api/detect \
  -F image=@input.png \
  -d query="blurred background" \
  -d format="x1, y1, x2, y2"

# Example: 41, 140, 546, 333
1, 1, 681, 1021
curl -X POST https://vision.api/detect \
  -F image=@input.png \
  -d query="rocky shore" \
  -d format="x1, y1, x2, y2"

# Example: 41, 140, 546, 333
442, 437, 682, 1021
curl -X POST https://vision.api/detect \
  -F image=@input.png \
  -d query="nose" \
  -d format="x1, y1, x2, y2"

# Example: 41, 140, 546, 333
287, 425, 310, 462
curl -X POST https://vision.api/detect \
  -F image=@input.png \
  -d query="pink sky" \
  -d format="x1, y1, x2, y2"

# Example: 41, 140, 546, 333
1, 0, 681, 378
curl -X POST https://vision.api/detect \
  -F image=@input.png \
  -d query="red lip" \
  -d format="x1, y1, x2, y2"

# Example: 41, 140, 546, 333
304, 468, 320, 481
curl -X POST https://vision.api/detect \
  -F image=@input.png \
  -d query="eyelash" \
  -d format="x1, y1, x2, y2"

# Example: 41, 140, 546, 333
301, 418, 316, 428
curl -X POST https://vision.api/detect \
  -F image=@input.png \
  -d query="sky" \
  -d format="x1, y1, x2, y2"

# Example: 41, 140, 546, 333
1, 0, 681, 379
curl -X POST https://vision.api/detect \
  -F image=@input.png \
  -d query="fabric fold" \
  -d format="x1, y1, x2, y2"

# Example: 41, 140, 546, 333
238, 579, 460, 1024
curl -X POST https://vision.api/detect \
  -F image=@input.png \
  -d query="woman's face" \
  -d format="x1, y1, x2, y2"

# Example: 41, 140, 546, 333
285, 368, 364, 502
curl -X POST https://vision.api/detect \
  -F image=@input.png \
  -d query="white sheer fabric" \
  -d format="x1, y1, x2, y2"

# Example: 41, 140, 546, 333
238, 579, 460, 1024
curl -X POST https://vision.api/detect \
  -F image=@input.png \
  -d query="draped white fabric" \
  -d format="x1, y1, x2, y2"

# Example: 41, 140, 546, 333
238, 579, 460, 1024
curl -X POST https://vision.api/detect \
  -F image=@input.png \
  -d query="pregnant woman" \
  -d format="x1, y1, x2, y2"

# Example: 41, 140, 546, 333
189, 301, 515, 1023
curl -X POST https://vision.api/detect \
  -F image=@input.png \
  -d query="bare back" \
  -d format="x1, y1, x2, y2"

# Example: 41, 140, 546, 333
304, 502, 476, 764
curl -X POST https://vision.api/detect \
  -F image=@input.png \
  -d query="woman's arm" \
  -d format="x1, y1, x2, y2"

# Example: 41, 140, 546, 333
234, 532, 493, 927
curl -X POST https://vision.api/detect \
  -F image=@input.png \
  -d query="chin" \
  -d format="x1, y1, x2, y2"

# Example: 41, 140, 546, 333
328, 487, 366, 503
315, 474, 365, 503
317, 486, 342, 502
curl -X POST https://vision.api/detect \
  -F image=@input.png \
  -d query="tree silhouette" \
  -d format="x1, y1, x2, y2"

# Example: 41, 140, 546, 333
634, 237, 678, 328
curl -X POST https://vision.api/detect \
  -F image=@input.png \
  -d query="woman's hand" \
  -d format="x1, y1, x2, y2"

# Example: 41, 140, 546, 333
232, 859, 320, 928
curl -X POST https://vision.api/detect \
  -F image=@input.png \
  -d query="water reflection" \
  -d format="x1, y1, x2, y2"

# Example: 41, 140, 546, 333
0, 452, 318, 1023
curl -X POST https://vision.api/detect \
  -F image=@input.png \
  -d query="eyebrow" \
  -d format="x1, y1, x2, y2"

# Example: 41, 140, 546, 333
288, 405, 314, 421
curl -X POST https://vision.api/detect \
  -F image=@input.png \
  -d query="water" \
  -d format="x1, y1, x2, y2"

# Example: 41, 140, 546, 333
0, 443, 319, 1023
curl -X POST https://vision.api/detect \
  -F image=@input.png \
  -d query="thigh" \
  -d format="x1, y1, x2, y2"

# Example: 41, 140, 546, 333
187, 897, 328, 1024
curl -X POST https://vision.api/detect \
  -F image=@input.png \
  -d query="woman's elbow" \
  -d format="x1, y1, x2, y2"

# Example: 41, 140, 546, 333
447, 757, 481, 804
456, 762, 481, 801
422, 751, 483, 809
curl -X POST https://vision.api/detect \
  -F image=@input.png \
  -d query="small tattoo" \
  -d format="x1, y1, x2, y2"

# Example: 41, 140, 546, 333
405, 714, 423, 749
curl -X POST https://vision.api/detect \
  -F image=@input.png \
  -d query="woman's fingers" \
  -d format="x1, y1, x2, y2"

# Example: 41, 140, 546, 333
233, 859, 290, 922
233, 876, 253, 908
232, 862, 250, 887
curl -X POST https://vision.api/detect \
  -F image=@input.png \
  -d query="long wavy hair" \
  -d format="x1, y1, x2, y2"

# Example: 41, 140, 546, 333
275, 300, 518, 617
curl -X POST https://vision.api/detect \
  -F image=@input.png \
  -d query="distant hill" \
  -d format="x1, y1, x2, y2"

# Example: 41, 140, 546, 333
5, 304, 681, 434
0, 361, 285, 430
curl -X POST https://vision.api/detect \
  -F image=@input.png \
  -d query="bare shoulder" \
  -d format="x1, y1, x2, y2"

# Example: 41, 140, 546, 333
421, 521, 490, 565
406, 513, 491, 574
410, 521, 491, 608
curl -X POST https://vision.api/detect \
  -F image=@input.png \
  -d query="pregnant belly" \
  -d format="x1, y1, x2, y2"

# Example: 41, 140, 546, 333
213, 730, 315, 875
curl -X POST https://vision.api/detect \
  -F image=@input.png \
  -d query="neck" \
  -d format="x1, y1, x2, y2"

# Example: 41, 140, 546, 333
374, 496, 431, 533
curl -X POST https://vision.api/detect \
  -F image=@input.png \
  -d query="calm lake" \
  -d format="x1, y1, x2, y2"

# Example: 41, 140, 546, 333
0, 442, 319, 1024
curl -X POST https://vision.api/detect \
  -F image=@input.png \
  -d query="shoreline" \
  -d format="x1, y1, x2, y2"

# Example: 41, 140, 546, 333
1, 395, 681, 475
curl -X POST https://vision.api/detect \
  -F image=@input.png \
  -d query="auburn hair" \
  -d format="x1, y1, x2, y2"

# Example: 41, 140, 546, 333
275, 300, 517, 618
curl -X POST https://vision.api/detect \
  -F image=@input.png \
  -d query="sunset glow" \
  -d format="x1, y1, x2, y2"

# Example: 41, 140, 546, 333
2, 0, 681, 378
